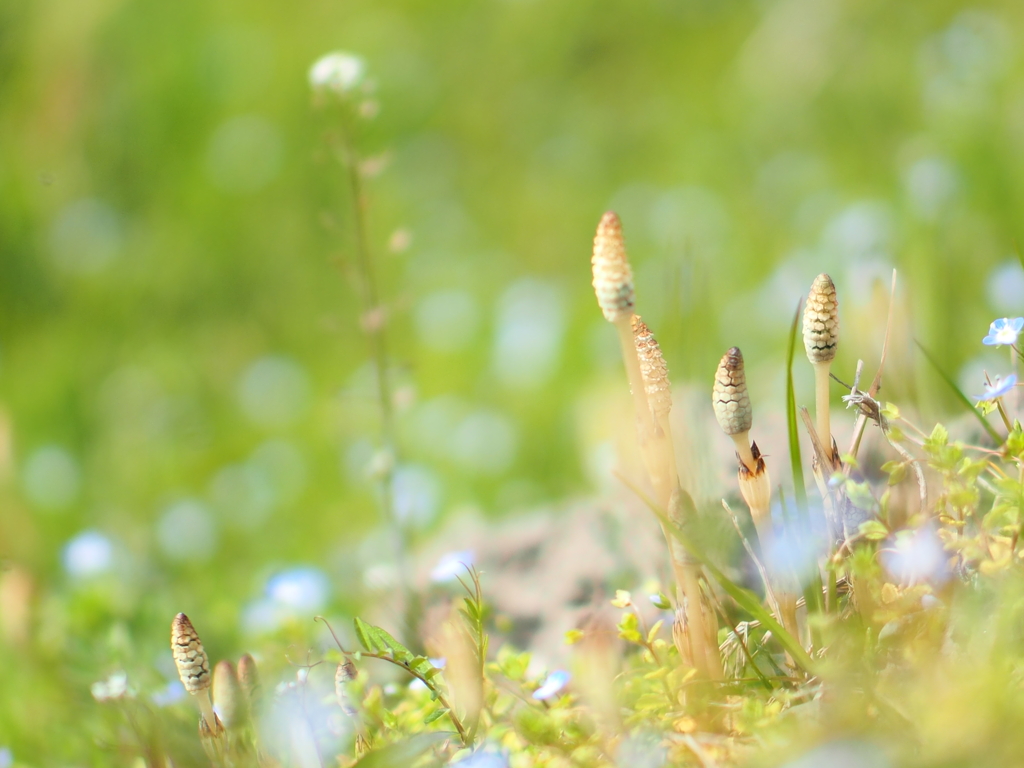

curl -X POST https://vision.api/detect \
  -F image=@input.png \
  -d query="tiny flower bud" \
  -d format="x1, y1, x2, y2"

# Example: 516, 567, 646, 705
199, 714, 225, 740
171, 614, 211, 695
803, 273, 839, 364
591, 212, 634, 322
308, 51, 366, 96
633, 316, 672, 418
237, 653, 261, 707
672, 609, 693, 668
335, 659, 359, 716
212, 660, 245, 729
713, 347, 752, 436
737, 442, 771, 516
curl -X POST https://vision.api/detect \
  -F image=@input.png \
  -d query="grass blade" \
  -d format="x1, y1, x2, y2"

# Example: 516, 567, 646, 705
787, 301, 824, 629
351, 732, 452, 768
652, 509, 816, 673
916, 340, 1002, 444
786, 299, 808, 515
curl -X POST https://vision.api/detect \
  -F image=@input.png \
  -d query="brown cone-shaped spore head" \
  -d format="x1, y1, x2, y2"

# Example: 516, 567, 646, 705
713, 347, 752, 436
633, 316, 672, 418
803, 273, 839, 364
172, 613, 211, 695
591, 211, 634, 322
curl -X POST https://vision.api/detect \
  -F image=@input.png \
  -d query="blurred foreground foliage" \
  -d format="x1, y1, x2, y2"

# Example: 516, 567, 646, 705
5, 0, 1024, 764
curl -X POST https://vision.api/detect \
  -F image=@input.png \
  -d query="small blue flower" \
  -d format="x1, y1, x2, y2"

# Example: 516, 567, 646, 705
430, 550, 474, 583
151, 680, 186, 707
408, 659, 445, 691
975, 374, 1017, 402
982, 317, 1024, 347
452, 746, 510, 768
532, 670, 570, 700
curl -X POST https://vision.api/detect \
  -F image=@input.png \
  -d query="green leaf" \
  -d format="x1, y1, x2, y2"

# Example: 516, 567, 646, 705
354, 618, 416, 665
350, 732, 452, 768
423, 708, 449, 725
786, 300, 824, 637
653, 509, 816, 673
785, 299, 809, 520
928, 423, 949, 447
618, 611, 642, 643
859, 520, 890, 541
881, 460, 908, 486
647, 619, 664, 645
916, 340, 1002, 444
409, 656, 435, 677
354, 617, 372, 652
845, 480, 877, 511
824, 565, 838, 615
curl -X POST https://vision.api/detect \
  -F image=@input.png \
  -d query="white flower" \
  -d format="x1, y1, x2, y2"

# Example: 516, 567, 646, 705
91, 671, 133, 701
308, 52, 365, 96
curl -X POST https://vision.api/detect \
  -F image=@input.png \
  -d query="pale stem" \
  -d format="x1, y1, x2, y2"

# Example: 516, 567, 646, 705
730, 433, 756, 474
615, 318, 654, 437
337, 114, 414, 633
679, 562, 722, 680
615, 316, 720, 679
814, 362, 833, 463
1013, 344, 1020, 420
747, 498, 772, 552
195, 691, 218, 732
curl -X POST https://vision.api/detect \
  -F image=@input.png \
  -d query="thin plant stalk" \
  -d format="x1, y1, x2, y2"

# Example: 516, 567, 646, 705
317, 616, 472, 746
332, 107, 415, 637
591, 212, 720, 680
804, 274, 839, 464
712, 348, 799, 644
813, 364, 833, 462
847, 269, 897, 463
635, 319, 721, 680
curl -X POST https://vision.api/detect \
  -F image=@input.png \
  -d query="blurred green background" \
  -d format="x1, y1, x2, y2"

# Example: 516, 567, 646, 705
3, 0, 1024, 761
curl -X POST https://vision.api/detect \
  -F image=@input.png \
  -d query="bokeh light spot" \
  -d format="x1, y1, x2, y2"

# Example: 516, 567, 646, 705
238, 355, 311, 428
63, 530, 114, 578
22, 445, 81, 512
48, 198, 122, 274
205, 115, 283, 193
156, 499, 218, 561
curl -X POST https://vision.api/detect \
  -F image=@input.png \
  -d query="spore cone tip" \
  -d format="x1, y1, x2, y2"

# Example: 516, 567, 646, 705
803, 273, 839, 364
171, 613, 211, 695
713, 347, 752, 436
591, 211, 634, 322
633, 316, 672, 418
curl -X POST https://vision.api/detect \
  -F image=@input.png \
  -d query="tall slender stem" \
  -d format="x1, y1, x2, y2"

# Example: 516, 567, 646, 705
814, 362, 833, 463
336, 116, 414, 635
